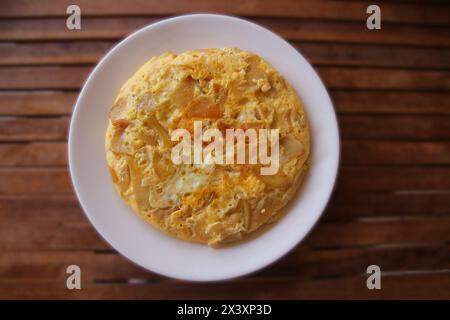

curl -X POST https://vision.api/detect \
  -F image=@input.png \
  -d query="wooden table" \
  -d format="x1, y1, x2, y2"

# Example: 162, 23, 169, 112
0, 0, 449, 299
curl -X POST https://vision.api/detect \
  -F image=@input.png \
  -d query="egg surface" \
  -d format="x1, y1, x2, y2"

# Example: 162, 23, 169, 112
105, 48, 310, 246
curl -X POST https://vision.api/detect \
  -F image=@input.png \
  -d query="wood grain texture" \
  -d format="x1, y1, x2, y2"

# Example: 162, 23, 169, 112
1, 207, 449, 250
342, 141, 450, 165
0, 117, 69, 141
0, 273, 448, 299
0, 1, 450, 300
1, 66, 449, 90
0, 142, 67, 167
0, 92, 76, 116
2, 41, 450, 69
339, 115, 450, 140
327, 192, 450, 219
1, 18, 450, 47
2, 91, 449, 116
306, 218, 450, 247
1, 140, 449, 167
1, 165, 450, 196
1, 245, 448, 283
0, 168, 73, 195
0, 67, 90, 90
1, 188, 449, 226
336, 167, 450, 191
332, 91, 450, 114
1, 0, 449, 26
2, 114, 450, 141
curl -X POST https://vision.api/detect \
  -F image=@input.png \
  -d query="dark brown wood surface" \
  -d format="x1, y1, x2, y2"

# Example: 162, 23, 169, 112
0, 0, 449, 299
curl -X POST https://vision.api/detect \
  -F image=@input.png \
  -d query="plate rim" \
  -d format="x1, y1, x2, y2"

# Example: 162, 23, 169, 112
68, 13, 341, 282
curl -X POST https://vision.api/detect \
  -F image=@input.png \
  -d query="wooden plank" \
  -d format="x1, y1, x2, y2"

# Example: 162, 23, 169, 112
0, 251, 152, 284
317, 67, 450, 91
2, 41, 450, 70
0, 210, 449, 251
0, 114, 448, 171
339, 115, 450, 140
0, 17, 151, 41
0, 67, 89, 90
332, 91, 450, 114
296, 43, 450, 69
0, 273, 448, 299
0, 142, 67, 167
2, 141, 449, 167
0, 42, 114, 66
0, 195, 82, 224
0, 168, 73, 195
337, 167, 450, 191
1, 198, 449, 250
342, 141, 450, 165
0, 117, 69, 141
306, 218, 450, 247
326, 192, 450, 220
1, 165, 450, 197
1, 188, 449, 233
392, 0, 450, 4
0, 196, 105, 251
262, 244, 450, 278
262, 18, 450, 47
1, 91, 449, 116
1, 190, 448, 225
1, 215, 449, 255
0, 91, 75, 116
1, 66, 449, 91
1, 17, 449, 48
0, 223, 106, 251
1, 244, 448, 284
1, 0, 449, 26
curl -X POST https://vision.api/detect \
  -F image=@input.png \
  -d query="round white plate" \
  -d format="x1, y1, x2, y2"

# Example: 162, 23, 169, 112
69, 14, 339, 281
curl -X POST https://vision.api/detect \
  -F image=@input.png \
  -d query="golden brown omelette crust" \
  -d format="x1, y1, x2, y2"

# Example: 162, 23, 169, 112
105, 48, 310, 246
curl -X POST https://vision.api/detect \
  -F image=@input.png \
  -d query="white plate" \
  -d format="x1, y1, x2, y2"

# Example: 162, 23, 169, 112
69, 14, 340, 281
